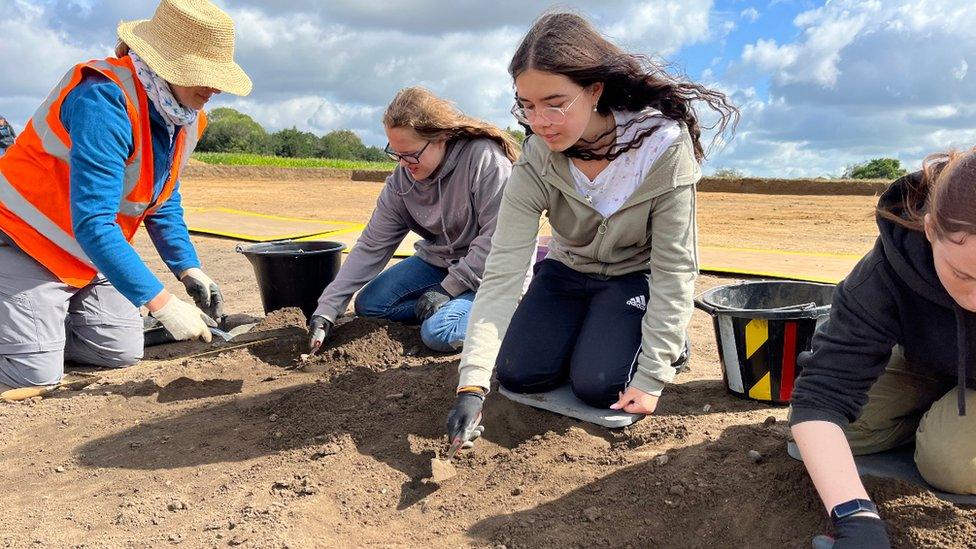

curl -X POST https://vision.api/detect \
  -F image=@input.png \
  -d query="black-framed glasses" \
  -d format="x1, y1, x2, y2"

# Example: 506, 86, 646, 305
384, 141, 431, 165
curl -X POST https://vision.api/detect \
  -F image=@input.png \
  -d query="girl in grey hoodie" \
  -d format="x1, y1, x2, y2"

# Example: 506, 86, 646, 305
308, 87, 518, 353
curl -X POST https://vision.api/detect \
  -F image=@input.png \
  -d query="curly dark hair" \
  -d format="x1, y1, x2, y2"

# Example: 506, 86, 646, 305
509, 12, 739, 162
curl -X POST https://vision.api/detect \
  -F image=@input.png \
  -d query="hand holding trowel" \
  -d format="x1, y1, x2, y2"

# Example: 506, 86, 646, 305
429, 389, 486, 482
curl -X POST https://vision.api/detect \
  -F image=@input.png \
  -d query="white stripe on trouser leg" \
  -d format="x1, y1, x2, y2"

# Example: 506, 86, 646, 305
624, 346, 641, 388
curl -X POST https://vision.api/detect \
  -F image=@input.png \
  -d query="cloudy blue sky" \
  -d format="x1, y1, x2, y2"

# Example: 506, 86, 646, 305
1, 0, 973, 177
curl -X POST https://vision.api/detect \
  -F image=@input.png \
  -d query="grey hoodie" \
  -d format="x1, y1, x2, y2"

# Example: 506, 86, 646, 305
313, 138, 513, 322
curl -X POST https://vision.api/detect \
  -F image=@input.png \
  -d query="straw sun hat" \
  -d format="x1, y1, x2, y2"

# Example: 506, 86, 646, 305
117, 0, 252, 95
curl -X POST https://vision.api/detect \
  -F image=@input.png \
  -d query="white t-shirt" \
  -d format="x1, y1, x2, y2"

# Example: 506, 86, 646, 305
569, 109, 681, 218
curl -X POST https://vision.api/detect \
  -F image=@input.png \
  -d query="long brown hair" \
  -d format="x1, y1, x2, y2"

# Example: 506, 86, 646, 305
878, 148, 976, 240
383, 87, 520, 163
509, 12, 738, 162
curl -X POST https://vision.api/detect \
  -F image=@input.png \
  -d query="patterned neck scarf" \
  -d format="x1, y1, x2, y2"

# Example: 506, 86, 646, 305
128, 51, 198, 140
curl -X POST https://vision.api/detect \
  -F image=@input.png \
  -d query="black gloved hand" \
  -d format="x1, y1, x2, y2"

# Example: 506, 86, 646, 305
415, 284, 452, 321
308, 315, 334, 354
813, 515, 891, 549
179, 268, 224, 321
446, 390, 485, 449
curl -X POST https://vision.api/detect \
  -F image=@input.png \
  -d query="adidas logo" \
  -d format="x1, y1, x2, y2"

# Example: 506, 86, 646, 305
626, 295, 647, 311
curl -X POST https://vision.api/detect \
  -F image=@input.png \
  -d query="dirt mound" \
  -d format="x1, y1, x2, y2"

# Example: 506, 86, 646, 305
304, 317, 445, 371
253, 307, 308, 331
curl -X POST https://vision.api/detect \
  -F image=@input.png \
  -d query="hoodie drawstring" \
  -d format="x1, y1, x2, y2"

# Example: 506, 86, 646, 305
955, 308, 968, 415
436, 176, 456, 254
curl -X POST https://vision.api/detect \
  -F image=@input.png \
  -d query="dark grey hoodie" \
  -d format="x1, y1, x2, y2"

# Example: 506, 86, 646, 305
313, 138, 513, 322
790, 172, 975, 427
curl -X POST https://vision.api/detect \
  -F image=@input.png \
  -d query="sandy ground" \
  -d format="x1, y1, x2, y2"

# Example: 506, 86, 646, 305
1, 177, 971, 548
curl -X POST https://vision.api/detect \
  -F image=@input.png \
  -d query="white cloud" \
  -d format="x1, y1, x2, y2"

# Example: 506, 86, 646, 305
710, 0, 976, 176
953, 59, 969, 80
741, 39, 797, 72
740, 7, 760, 22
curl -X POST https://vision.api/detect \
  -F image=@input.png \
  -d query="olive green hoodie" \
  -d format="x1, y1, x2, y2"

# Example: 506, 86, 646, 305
458, 127, 701, 396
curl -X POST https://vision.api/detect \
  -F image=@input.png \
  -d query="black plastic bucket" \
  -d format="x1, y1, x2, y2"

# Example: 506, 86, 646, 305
237, 241, 346, 321
694, 280, 835, 405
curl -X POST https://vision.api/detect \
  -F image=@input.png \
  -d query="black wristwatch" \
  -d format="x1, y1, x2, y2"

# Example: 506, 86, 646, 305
830, 499, 879, 521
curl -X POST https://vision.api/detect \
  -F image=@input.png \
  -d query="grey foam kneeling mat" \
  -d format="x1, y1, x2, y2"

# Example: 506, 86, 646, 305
787, 441, 976, 505
498, 384, 644, 428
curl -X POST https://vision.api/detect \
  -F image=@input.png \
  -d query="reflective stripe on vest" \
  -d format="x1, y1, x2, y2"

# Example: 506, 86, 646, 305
26, 59, 151, 220
0, 170, 96, 268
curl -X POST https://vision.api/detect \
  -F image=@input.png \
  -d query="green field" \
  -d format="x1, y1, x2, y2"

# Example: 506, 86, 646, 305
192, 152, 396, 171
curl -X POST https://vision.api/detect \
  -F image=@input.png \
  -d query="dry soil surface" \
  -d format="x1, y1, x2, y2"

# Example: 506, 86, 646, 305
1, 177, 969, 549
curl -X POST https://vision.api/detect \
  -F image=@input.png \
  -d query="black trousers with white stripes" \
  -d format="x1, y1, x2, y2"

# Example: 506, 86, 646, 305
496, 259, 657, 408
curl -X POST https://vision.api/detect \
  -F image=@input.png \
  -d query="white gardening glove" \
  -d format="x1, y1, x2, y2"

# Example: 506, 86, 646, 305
179, 267, 224, 321
151, 295, 216, 342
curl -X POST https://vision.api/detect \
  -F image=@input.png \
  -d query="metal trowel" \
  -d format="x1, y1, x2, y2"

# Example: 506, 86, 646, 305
427, 420, 485, 483
428, 438, 464, 483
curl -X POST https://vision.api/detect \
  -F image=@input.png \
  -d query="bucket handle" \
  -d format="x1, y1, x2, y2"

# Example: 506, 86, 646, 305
693, 294, 717, 316
235, 237, 298, 255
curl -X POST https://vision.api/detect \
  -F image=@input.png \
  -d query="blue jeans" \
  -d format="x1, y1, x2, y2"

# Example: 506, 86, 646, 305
354, 256, 475, 352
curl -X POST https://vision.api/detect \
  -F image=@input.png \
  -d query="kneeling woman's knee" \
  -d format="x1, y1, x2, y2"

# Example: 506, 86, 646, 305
915, 390, 976, 495
103, 345, 142, 368
420, 318, 463, 352
570, 377, 618, 409
0, 351, 65, 387
496, 355, 565, 395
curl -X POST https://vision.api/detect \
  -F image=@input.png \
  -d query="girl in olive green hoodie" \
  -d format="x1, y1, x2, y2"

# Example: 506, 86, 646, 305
446, 12, 738, 445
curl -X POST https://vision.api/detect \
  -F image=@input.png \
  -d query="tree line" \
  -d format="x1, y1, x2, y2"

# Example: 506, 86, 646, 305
197, 108, 390, 161
198, 107, 527, 162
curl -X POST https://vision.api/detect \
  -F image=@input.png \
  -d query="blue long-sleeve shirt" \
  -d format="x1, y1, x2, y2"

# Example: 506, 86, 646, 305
61, 74, 200, 306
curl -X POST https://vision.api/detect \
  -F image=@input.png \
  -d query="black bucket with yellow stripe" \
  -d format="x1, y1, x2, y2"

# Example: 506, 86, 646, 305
694, 281, 835, 405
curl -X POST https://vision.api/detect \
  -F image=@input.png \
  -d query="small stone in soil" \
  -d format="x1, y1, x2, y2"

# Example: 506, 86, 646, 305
653, 454, 670, 466
763, 415, 776, 427
583, 507, 601, 522
54, 466, 65, 473
167, 500, 187, 512
748, 450, 764, 463
269, 414, 278, 422
702, 404, 712, 413
385, 393, 405, 399
511, 487, 523, 496
669, 485, 685, 496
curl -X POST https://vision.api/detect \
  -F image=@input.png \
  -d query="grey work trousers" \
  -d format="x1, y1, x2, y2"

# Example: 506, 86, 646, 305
0, 240, 143, 388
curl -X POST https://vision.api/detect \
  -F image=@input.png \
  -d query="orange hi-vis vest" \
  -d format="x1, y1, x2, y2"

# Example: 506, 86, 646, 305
0, 56, 206, 288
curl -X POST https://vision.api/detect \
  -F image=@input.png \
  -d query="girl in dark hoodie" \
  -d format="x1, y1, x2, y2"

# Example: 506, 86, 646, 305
308, 87, 518, 354
790, 148, 976, 548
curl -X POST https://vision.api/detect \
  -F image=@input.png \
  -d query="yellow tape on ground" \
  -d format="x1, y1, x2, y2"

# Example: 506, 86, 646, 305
185, 207, 362, 242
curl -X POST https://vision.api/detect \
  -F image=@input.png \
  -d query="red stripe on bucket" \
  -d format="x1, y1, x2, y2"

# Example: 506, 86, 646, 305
780, 322, 798, 401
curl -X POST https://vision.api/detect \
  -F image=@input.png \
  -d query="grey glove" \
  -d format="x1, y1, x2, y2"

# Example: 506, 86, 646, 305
308, 315, 334, 354
179, 268, 224, 321
446, 390, 485, 449
415, 284, 451, 321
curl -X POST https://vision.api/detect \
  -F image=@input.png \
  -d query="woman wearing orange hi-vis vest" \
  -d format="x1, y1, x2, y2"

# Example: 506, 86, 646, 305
0, 0, 251, 391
